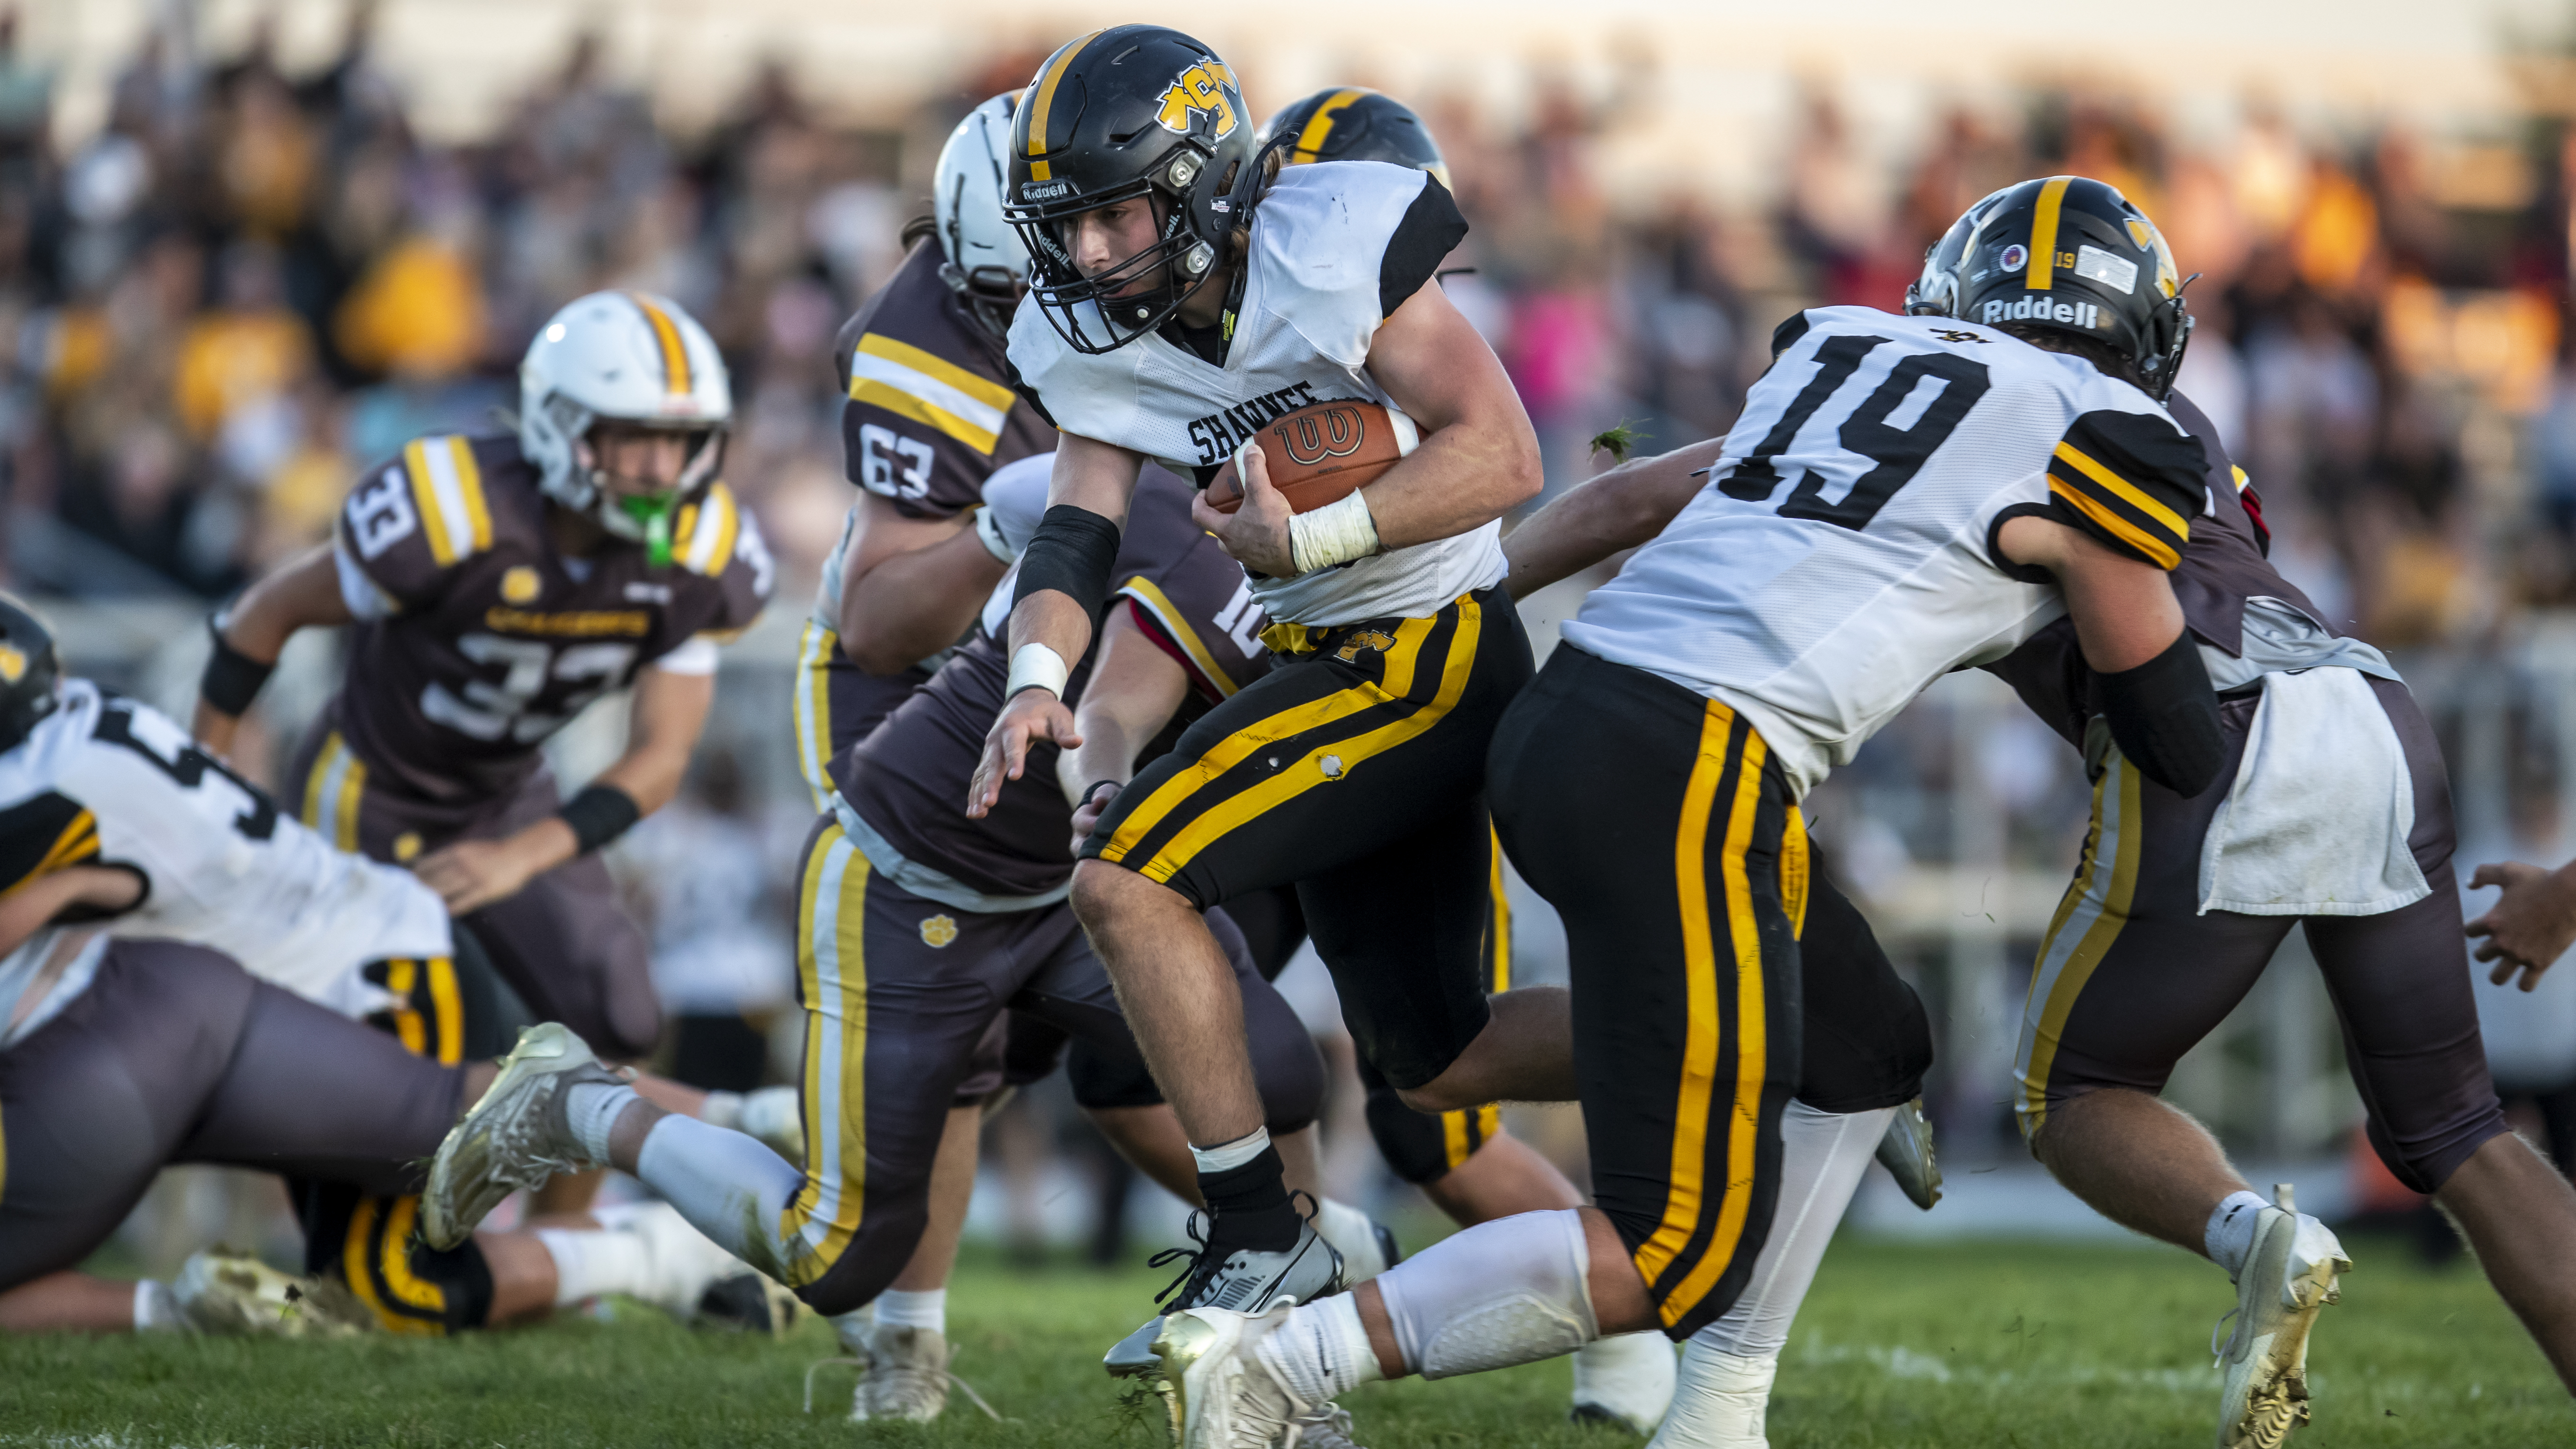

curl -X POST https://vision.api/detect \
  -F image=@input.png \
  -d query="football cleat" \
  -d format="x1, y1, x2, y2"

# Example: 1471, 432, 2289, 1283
1645, 1343, 1775, 1449
1157, 1301, 1366, 1449
171, 1250, 372, 1338
804, 1318, 1003, 1424
2213, 1184, 2350, 1449
737, 1085, 805, 1167
1311, 1197, 1400, 1286
1107, 1209, 1344, 1378
1875, 1097, 1943, 1211
421, 1023, 619, 1250
696, 1270, 802, 1338
1570, 1331, 1679, 1433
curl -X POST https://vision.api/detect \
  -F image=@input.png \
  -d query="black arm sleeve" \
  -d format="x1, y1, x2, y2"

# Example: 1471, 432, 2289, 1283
1012, 505, 1124, 625
2091, 630, 2225, 797
1379, 173, 1469, 320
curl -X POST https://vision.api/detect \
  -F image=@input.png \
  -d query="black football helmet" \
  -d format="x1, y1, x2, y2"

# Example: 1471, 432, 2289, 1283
1905, 175, 2192, 398
1005, 25, 1256, 354
0, 591, 62, 754
1260, 87, 1449, 187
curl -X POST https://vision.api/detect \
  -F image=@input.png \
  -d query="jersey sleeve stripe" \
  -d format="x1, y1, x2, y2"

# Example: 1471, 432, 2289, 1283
850, 336, 1014, 452
403, 436, 490, 566
1119, 576, 1238, 699
2231, 464, 2252, 494
2049, 477, 2180, 571
680, 483, 740, 576
2051, 441, 2190, 540
401, 440, 456, 565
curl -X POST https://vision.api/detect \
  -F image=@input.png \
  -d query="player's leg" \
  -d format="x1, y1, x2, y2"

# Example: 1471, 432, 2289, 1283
2305, 677, 2576, 1389
1172, 651, 1802, 1444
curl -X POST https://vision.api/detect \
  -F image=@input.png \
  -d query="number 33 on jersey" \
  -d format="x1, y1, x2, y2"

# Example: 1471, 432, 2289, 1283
1561, 305, 2208, 796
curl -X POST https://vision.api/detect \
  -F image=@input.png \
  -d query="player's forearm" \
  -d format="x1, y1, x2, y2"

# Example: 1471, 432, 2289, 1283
1005, 590, 1097, 689
219, 543, 351, 662
837, 524, 1006, 674
1361, 412, 1542, 548
1501, 440, 1723, 598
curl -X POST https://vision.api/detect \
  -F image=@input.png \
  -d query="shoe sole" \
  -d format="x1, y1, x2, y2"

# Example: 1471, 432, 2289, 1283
2218, 1255, 2343, 1449
420, 1024, 590, 1249
1152, 1311, 1230, 1448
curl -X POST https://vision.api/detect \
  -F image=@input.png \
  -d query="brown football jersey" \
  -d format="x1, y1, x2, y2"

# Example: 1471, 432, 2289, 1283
330, 432, 772, 803
837, 468, 1272, 899
1984, 389, 2324, 746
808, 240, 1062, 755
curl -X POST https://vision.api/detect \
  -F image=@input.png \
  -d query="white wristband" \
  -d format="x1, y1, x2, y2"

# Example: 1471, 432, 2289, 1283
972, 506, 1016, 563
1288, 489, 1381, 575
1006, 643, 1070, 700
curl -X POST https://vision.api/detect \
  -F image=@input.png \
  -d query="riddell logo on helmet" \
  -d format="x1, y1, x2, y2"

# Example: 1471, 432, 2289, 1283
1020, 179, 1073, 202
1155, 61, 1240, 138
1980, 297, 2108, 329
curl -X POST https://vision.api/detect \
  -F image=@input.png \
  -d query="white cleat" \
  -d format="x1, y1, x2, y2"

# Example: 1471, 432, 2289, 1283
171, 1250, 372, 1338
1310, 1197, 1401, 1286
1158, 1301, 1365, 1449
1571, 1331, 1679, 1432
421, 1023, 618, 1250
2213, 1183, 2350, 1449
1107, 1211, 1344, 1378
1646, 1343, 1775, 1448
1874, 1097, 1942, 1211
738, 1085, 805, 1167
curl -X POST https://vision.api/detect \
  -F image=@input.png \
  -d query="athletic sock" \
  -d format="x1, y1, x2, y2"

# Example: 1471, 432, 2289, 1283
873, 1288, 946, 1333
134, 1279, 181, 1332
564, 1081, 641, 1166
1260, 1293, 1383, 1404
632, 1113, 806, 1277
2205, 1190, 2269, 1282
1695, 1100, 1892, 1359
697, 1090, 746, 1131
1650, 1341, 1777, 1449
1195, 1133, 1300, 1253
534, 1224, 650, 1307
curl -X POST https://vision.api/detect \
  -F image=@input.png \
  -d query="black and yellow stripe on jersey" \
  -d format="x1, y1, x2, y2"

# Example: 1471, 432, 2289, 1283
0, 792, 100, 896
2040, 410, 2204, 571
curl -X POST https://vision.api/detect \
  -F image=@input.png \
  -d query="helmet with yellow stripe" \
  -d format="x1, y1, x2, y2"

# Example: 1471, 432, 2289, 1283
0, 590, 60, 755
519, 290, 733, 564
1259, 88, 1449, 189
1905, 176, 2193, 400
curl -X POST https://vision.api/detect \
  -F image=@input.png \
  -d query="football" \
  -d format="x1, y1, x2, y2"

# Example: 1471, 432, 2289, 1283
1201, 398, 1417, 514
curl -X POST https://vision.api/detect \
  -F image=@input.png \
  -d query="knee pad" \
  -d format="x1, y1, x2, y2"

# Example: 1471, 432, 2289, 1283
301, 1185, 493, 1334
1365, 1085, 1501, 1185
1379, 1207, 1597, 1378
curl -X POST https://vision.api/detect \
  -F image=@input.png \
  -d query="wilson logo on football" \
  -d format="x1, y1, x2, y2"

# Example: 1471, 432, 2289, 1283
1275, 405, 1369, 466
1154, 61, 1239, 138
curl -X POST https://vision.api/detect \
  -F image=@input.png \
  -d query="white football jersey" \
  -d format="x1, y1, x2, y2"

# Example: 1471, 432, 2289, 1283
1562, 307, 2204, 797
0, 680, 453, 1019
1007, 161, 1507, 626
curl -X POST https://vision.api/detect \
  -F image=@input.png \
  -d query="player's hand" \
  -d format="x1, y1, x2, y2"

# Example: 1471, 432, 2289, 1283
1194, 443, 1297, 577
415, 828, 564, 914
1070, 779, 1123, 854
2466, 860, 2576, 990
970, 689, 1082, 818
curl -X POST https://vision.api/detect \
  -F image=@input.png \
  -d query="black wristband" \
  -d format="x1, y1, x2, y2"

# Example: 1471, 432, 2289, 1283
2093, 630, 2224, 798
1012, 505, 1123, 625
200, 617, 277, 717
558, 784, 643, 855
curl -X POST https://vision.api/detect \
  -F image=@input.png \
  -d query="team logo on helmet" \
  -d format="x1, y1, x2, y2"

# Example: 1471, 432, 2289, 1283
0, 643, 22, 685
1999, 244, 2028, 272
1154, 61, 1240, 138
920, 915, 960, 948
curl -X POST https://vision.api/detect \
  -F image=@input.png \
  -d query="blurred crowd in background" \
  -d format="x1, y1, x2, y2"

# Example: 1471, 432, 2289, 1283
17, 1, 2576, 1250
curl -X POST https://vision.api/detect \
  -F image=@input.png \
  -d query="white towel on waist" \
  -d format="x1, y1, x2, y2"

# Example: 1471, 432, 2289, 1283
2197, 666, 2431, 917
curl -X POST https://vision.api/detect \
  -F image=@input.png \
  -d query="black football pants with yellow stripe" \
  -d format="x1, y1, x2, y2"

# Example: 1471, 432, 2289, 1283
1493, 644, 1921, 1340
1080, 588, 1528, 1092
295, 925, 529, 1334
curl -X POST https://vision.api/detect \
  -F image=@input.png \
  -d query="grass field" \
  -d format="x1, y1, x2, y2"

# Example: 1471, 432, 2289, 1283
4, 1233, 2565, 1447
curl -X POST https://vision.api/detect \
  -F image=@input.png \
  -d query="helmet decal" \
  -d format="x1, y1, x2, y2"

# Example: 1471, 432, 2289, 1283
0, 643, 22, 685
1155, 61, 1241, 138
1290, 89, 1367, 164
2024, 176, 2074, 292
1023, 29, 1106, 183
626, 292, 693, 396
1999, 244, 2027, 272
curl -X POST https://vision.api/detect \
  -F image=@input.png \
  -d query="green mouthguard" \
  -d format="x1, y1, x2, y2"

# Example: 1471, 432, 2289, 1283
620, 494, 678, 568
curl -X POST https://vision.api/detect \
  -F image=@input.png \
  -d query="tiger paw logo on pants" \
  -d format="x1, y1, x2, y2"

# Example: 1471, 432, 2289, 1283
1155, 61, 1239, 138
919, 915, 960, 948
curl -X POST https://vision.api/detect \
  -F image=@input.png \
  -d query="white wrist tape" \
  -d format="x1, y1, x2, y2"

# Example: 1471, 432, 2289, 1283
1005, 643, 1070, 700
972, 506, 1016, 562
1289, 489, 1380, 575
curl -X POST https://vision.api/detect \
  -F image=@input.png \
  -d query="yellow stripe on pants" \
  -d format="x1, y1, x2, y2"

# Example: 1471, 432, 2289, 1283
780, 824, 871, 1285
2014, 753, 2144, 1140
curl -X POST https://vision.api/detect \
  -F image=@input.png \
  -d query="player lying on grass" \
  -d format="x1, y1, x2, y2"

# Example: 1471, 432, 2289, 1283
1447, 178, 2576, 1449
195, 290, 770, 1078
0, 598, 788, 1337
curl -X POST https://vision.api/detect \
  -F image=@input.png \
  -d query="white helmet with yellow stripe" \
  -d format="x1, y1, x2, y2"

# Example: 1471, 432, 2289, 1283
519, 290, 732, 564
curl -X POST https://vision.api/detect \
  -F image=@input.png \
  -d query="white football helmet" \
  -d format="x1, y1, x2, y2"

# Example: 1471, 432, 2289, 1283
933, 93, 1029, 341
519, 290, 732, 564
